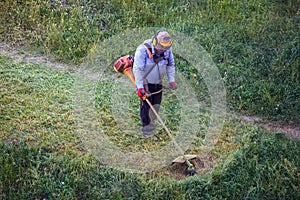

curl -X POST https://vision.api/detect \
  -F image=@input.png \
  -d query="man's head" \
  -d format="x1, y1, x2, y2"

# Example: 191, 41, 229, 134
152, 30, 172, 54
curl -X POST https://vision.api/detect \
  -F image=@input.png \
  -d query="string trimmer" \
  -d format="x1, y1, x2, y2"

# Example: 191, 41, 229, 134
113, 55, 197, 175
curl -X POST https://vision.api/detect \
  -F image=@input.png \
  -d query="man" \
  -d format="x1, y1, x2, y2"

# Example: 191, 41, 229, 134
133, 30, 177, 140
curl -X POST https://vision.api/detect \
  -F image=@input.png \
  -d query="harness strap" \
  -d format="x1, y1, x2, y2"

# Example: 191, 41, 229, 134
143, 43, 153, 59
142, 42, 167, 90
142, 43, 157, 81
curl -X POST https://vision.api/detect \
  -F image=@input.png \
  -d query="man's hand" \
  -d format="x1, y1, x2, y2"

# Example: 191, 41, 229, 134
137, 88, 146, 99
169, 82, 178, 90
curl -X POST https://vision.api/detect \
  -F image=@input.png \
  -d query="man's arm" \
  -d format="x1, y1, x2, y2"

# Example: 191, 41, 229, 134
166, 48, 175, 83
133, 46, 146, 89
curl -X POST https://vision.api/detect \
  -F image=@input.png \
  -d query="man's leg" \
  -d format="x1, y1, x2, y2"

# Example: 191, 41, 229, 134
140, 97, 155, 137
140, 84, 162, 137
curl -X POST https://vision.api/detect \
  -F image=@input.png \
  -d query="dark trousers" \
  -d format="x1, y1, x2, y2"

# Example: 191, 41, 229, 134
140, 84, 163, 127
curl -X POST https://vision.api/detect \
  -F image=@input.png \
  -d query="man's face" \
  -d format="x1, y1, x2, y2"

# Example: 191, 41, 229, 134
154, 43, 171, 55
154, 47, 166, 55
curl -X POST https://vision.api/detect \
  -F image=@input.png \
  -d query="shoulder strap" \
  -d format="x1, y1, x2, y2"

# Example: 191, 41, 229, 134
144, 42, 167, 64
143, 43, 153, 59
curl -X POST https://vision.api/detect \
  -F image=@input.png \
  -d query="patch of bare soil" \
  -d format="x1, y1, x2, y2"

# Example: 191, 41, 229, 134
241, 115, 300, 139
148, 154, 219, 180
0, 42, 104, 80
0, 42, 71, 70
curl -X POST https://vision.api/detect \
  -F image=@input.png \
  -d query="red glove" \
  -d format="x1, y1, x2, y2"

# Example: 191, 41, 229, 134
169, 82, 178, 90
137, 88, 146, 99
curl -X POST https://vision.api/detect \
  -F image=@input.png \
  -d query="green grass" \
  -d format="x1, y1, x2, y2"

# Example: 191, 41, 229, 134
94, 80, 186, 152
1, 54, 299, 199
0, 0, 299, 199
1, 121, 299, 199
1, 0, 299, 121
0, 56, 79, 154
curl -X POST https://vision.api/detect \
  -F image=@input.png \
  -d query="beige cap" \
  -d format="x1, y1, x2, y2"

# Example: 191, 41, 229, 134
153, 30, 172, 50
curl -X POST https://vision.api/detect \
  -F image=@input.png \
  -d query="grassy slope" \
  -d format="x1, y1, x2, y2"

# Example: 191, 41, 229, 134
0, 0, 299, 122
0, 0, 299, 199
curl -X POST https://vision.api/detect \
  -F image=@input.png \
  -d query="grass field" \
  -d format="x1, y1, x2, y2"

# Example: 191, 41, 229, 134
0, 0, 299, 199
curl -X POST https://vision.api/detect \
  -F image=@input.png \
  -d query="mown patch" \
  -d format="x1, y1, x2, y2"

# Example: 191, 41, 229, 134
94, 61, 209, 153
0, 55, 79, 153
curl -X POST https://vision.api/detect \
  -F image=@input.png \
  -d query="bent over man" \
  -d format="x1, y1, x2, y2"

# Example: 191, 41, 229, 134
133, 30, 177, 140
